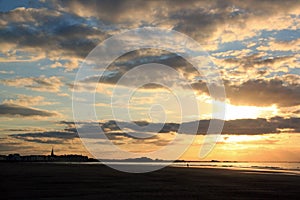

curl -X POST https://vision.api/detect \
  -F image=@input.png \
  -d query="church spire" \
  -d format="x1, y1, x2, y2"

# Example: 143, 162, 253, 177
51, 147, 54, 156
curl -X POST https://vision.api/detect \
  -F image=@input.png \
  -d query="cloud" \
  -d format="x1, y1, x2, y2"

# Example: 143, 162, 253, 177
257, 38, 300, 52
211, 52, 298, 84
0, 135, 88, 156
56, 0, 300, 43
56, 0, 164, 24
0, 7, 61, 26
75, 48, 202, 93
0, 103, 59, 118
9, 121, 169, 148
170, 119, 278, 135
0, 76, 63, 92
11, 131, 78, 144
212, 49, 252, 59
192, 77, 300, 107
73, 49, 298, 110
0, 0, 299, 124
0, 136, 34, 152
219, 1, 300, 43
270, 116, 300, 132
62, 117, 300, 136
1, 0, 299, 65
8, 116, 298, 153
0, 70, 14, 74
223, 54, 295, 70
3, 94, 56, 106
213, 53, 296, 78
225, 78, 300, 107
0, 127, 47, 132
0, 6, 108, 69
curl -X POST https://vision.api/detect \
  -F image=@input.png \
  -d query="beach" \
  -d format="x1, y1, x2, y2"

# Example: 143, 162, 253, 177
0, 163, 299, 199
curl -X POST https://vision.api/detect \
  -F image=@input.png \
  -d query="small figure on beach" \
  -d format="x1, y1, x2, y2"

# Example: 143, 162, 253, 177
187, 162, 189, 167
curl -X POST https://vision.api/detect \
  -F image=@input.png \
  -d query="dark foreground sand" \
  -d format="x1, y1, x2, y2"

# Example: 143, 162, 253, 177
0, 163, 299, 200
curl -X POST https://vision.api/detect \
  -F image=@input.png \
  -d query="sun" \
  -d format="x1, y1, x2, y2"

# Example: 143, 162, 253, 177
224, 104, 278, 120
197, 95, 278, 121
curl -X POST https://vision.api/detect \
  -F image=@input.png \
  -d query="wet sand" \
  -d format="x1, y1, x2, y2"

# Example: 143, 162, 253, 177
0, 162, 299, 199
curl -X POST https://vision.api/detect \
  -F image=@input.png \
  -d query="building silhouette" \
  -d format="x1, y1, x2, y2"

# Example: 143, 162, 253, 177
0, 147, 90, 162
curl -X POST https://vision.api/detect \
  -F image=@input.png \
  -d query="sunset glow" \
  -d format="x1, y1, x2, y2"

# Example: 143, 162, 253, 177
0, 0, 299, 163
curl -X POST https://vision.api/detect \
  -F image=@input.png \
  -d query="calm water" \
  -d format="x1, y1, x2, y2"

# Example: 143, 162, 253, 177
57, 161, 300, 174
172, 161, 300, 174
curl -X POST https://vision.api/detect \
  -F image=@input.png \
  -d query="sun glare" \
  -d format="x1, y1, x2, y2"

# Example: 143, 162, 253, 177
224, 104, 278, 120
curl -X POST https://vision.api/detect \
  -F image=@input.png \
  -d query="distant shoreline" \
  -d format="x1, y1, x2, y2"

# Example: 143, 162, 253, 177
2, 153, 299, 163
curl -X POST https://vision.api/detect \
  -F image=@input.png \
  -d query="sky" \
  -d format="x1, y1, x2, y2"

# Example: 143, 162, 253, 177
0, 0, 299, 161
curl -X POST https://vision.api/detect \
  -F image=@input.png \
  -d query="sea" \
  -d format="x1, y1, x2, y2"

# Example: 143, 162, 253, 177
172, 161, 300, 174
56, 161, 300, 175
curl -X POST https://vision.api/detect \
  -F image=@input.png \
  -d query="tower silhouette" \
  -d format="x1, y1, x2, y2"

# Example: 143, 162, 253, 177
51, 147, 54, 157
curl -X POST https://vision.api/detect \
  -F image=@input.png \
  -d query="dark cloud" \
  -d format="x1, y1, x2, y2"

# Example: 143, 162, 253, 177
1, 128, 46, 132
0, 103, 58, 117
192, 78, 300, 107
56, 0, 300, 42
0, 23, 103, 58
222, 118, 278, 134
56, 0, 164, 23
0, 76, 63, 92
0, 8, 108, 63
195, 117, 300, 134
12, 131, 77, 139
270, 116, 300, 132
78, 49, 199, 89
225, 79, 300, 107
111, 49, 192, 72
63, 117, 300, 136
10, 122, 161, 145
172, 119, 278, 135
11, 131, 78, 144
10, 117, 300, 146
293, 110, 300, 114
112, 49, 199, 79
170, 0, 300, 41
223, 54, 294, 70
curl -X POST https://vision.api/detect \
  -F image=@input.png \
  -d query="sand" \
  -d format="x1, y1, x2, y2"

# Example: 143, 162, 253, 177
0, 162, 299, 199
